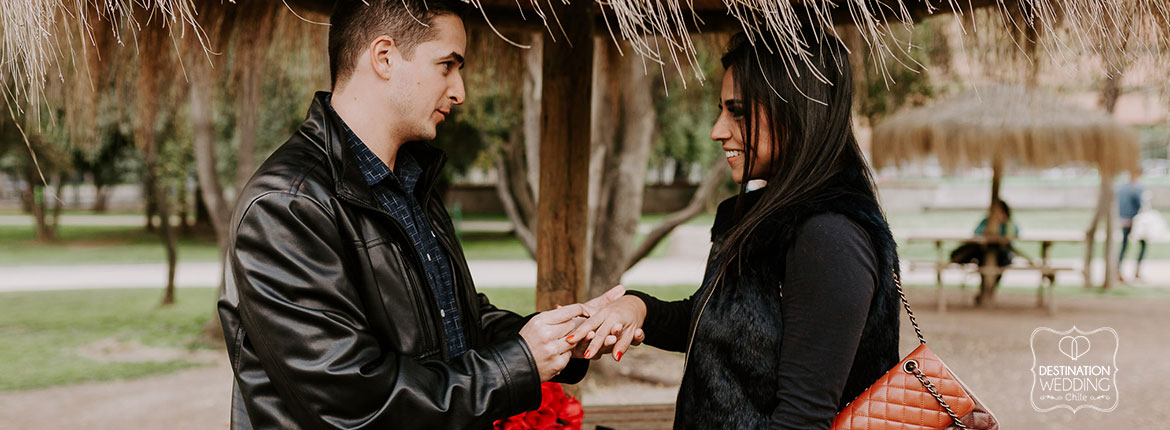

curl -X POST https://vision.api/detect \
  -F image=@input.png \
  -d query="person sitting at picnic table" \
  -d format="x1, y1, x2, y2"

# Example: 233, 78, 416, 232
951, 199, 1019, 290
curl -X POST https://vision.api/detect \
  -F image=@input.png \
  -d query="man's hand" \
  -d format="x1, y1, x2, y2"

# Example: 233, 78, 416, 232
519, 304, 591, 382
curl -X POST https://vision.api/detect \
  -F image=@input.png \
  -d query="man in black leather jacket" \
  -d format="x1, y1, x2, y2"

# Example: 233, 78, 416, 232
217, 1, 615, 428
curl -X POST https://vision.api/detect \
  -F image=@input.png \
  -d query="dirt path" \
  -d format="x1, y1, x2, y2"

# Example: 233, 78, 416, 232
0, 360, 232, 430
1, 287, 1167, 429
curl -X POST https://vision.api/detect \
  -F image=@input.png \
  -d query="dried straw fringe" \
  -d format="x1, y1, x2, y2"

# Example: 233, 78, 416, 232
871, 85, 1141, 175
4, 0, 1170, 106
2, 0, 211, 108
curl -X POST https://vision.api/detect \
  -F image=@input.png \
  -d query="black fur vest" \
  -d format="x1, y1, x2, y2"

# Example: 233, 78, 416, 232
674, 188, 901, 429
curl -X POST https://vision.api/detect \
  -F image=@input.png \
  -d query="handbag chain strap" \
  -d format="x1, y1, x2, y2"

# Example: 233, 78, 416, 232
907, 362, 969, 429
894, 272, 969, 429
894, 272, 927, 345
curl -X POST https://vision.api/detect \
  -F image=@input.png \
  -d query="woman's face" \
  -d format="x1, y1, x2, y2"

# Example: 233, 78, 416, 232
711, 67, 776, 184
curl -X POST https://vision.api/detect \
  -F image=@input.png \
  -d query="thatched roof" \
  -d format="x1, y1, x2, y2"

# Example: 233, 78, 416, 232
3, 0, 1169, 107
871, 85, 1141, 174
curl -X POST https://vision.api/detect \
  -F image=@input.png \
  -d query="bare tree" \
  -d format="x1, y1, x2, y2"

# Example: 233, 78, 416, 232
135, 23, 179, 305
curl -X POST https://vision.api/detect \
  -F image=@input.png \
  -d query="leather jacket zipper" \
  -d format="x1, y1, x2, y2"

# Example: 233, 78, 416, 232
341, 195, 448, 360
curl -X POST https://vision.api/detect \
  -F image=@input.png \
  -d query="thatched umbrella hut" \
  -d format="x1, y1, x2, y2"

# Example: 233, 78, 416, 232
872, 85, 1140, 303
3, 0, 1166, 312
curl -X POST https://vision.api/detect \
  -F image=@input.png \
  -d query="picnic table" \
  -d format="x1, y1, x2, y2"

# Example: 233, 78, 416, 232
904, 231, 1082, 313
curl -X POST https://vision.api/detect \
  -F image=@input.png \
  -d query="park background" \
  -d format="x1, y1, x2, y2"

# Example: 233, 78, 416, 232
2, 1, 1170, 429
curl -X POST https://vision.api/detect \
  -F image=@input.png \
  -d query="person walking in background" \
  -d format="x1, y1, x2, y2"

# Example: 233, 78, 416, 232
1129, 190, 1168, 281
1117, 171, 1144, 282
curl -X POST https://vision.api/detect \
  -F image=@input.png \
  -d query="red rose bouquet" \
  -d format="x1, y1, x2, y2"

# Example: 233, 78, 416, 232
493, 382, 584, 430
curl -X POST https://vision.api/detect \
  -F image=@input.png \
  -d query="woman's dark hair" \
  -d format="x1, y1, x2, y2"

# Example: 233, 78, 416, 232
714, 26, 880, 276
995, 199, 1012, 219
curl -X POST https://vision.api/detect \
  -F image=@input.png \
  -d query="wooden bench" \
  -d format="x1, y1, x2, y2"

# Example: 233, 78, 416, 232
583, 403, 675, 430
914, 260, 1074, 314
904, 232, 1082, 314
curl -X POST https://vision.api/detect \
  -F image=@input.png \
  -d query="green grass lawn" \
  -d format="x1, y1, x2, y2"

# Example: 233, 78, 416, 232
0, 225, 221, 266
0, 287, 219, 391
0, 285, 696, 392
4, 283, 1164, 392
1, 208, 1160, 266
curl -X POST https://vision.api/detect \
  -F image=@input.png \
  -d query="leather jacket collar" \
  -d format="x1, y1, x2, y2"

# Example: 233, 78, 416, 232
301, 91, 449, 210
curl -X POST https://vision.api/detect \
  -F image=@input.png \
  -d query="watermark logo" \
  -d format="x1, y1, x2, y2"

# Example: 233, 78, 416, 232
1030, 326, 1119, 413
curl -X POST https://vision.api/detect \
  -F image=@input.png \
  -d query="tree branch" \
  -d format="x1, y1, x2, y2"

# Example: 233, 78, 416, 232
494, 157, 537, 258
623, 160, 728, 271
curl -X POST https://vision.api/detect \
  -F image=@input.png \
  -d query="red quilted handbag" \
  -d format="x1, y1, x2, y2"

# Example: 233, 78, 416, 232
832, 274, 999, 430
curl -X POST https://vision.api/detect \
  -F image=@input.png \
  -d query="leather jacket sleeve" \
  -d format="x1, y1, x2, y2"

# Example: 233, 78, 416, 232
230, 191, 541, 429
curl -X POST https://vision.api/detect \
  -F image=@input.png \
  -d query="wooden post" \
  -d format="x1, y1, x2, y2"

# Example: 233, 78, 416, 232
1102, 174, 1118, 289
535, 3, 594, 312
978, 159, 1003, 307
1084, 176, 1110, 288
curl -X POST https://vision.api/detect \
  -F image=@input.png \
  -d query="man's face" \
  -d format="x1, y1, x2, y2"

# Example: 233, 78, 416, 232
386, 14, 466, 142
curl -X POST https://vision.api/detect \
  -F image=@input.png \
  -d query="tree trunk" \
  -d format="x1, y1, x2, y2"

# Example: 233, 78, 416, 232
586, 39, 620, 300
190, 69, 231, 254
1083, 179, 1107, 288
92, 183, 109, 212
25, 164, 53, 241
235, 63, 260, 190
1099, 72, 1122, 113
232, 6, 275, 191
522, 33, 543, 198
494, 32, 543, 260
1089, 49, 1126, 289
139, 127, 178, 305
494, 131, 537, 256
1102, 174, 1118, 289
144, 182, 157, 232
49, 173, 65, 234
178, 178, 192, 236
193, 183, 213, 230
134, 23, 178, 306
589, 40, 659, 299
156, 179, 179, 306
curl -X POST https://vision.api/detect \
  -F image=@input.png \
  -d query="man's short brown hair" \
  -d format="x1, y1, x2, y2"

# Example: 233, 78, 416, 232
328, 0, 466, 87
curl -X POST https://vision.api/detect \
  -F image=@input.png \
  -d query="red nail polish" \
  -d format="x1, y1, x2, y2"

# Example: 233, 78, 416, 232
615, 351, 623, 361
584, 350, 592, 359
567, 335, 575, 342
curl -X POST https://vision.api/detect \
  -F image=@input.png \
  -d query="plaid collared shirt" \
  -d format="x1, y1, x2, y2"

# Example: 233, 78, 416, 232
328, 97, 467, 360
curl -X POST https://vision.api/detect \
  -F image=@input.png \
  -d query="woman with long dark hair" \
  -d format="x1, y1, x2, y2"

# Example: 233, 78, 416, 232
566, 29, 901, 429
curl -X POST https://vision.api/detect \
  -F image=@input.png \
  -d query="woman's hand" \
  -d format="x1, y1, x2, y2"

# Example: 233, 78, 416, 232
565, 295, 647, 361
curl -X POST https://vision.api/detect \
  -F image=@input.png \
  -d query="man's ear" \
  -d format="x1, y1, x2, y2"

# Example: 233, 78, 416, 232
369, 36, 396, 80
